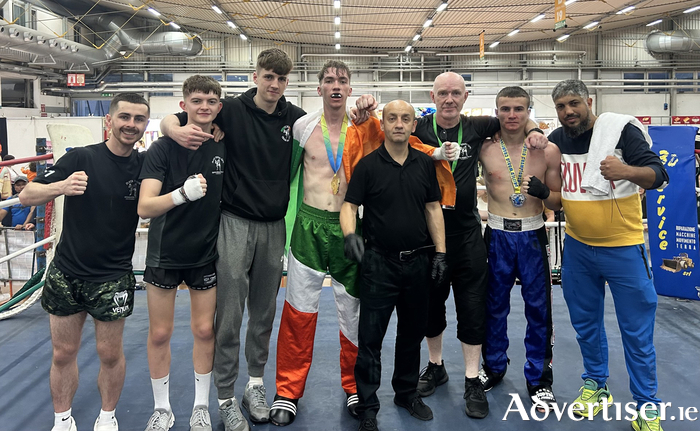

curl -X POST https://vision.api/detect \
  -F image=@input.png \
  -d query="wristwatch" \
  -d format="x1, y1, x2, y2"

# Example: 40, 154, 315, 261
526, 127, 545, 136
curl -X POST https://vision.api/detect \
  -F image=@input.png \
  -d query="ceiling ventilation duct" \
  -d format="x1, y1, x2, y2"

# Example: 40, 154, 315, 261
646, 30, 700, 54
83, 15, 203, 56
0, 24, 121, 70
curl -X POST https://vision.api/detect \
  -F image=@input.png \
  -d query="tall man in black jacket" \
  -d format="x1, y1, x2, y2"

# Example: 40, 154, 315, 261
160, 49, 305, 431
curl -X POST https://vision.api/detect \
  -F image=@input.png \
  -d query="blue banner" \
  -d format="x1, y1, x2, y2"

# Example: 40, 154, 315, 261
647, 126, 700, 300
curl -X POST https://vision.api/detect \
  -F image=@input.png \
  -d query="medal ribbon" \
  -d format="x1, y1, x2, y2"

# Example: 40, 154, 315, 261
499, 139, 528, 194
321, 113, 348, 175
432, 115, 461, 173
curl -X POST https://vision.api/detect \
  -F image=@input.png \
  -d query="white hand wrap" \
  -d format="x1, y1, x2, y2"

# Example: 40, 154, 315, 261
434, 142, 459, 162
171, 175, 205, 206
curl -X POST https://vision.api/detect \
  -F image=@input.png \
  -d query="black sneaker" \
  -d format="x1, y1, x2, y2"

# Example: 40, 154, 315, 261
358, 418, 378, 431
393, 396, 433, 421
464, 377, 489, 419
417, 361, 449, 397
478, 366, 506, 392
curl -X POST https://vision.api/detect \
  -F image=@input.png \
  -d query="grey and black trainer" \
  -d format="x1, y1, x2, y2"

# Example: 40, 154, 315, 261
242, 384, 270, 423
218, 399, 250, 431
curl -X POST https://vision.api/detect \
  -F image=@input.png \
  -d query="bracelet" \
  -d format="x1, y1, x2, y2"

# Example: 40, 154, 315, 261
179, 186, 190, 203
526, 127, 545, 136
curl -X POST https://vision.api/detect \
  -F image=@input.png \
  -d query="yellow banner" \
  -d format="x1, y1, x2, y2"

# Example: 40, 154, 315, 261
555, 0, 566, 30
479, 31, 485, 59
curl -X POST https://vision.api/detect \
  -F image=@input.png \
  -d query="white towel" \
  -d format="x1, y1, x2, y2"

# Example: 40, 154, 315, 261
581, 112, 653, 195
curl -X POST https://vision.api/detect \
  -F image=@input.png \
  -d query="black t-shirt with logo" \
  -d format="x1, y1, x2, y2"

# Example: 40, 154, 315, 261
413, 114, 500, 235
140, 137, 225, 268
176, 88, 306, 221
34, 142, 143, 282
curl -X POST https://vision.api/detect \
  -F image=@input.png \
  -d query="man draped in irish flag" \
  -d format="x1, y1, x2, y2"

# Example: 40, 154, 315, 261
269, 60, 458, 427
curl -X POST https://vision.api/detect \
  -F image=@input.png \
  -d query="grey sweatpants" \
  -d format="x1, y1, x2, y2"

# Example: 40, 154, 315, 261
213, 211, 285, 399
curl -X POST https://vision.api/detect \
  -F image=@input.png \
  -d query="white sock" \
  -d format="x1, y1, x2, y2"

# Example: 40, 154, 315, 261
218, 397, 234, 406
98, 409, 115, 423
247, 376, 264, 388
151, 374, 171, 411
53, 409, 72, 431
194, 371, 211, 408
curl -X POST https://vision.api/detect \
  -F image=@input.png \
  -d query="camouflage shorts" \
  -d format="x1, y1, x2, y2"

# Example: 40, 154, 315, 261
41, 262, 136, 321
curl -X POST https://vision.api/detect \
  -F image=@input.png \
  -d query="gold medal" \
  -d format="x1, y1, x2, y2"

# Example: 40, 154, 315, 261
331, 173, 340, 195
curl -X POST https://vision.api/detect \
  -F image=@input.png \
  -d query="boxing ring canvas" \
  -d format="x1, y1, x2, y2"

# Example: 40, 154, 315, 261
647, 126, 700, 300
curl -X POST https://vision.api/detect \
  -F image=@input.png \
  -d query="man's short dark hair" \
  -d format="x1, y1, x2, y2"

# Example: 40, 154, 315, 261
552, 79, 590, 101
257, 48, 293, 76
109, 93, 150, 116
496, 86, 531, 108
317, 60, 351, 83
182, 75, 222, 98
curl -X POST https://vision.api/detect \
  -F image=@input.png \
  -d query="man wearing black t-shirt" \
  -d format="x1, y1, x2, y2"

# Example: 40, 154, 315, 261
340, 100, 447, 431
138, 75, 225, 431
159, 49, 306, 431
20, 93, 149, 431
356, 72, 547, 419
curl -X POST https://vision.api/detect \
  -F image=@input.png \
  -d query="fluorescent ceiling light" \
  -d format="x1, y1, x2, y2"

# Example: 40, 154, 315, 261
148, 8, 160, 16
335, 31, 341, 38
489, 41, 500, 48
583, 21, 599, 29
227, 21, 236, 29
335, 16, 341, 25
212, 5, 222, 14
335, 43, 341, 49
170, 22, 181, 29
557, 34, 570, 41
240, 34, 248, 40
565, 0, 577, 5
436, 2, 448, 12
617, 6, 635, 14
646, 19, 662, 26
413, 34, 421, 41
405, 45, 413, 52
531, 14, 545, 23
423, 19, 433, 27
334, 0, 341, 9
507, 29, 520, 37
684, 6, 700, 13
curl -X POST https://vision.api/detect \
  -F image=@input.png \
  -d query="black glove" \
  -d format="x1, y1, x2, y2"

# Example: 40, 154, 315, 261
344, 233, 365, 263
431, 252, 448, 286
525, 175, 550, 200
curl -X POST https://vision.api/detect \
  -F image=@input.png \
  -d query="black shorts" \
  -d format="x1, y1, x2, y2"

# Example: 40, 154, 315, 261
144, 262, 217, 290
41, 262, 136, 321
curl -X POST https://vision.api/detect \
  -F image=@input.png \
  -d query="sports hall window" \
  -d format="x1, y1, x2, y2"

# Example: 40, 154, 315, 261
648, 72, 669, 93
623, 72, 644, 93
676, 72, 695, 93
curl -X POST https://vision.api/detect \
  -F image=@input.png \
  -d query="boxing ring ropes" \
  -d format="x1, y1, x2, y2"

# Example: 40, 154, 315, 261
0, 125, 698, 320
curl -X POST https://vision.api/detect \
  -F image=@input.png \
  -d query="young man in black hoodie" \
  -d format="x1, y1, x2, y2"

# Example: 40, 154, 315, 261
160, 49, 306, 431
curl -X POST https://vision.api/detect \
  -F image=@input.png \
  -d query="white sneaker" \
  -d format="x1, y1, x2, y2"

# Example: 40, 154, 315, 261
189, 405, 212, 431
144, 409, 175, 431
94, 414, 119, 431
51, 416, 77, 431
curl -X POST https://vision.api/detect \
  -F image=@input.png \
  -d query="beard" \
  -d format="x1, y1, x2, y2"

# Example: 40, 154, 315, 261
562, 115, 591, 138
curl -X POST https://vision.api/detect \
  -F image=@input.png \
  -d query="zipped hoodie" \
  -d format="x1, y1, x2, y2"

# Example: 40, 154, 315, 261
179, 88, 306, 221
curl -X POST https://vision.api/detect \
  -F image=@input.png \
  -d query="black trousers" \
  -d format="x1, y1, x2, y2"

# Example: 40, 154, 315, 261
354, 248, 431, 419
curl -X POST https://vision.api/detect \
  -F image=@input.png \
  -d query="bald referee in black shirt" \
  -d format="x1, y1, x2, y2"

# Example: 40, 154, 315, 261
339, 100, 447, 431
